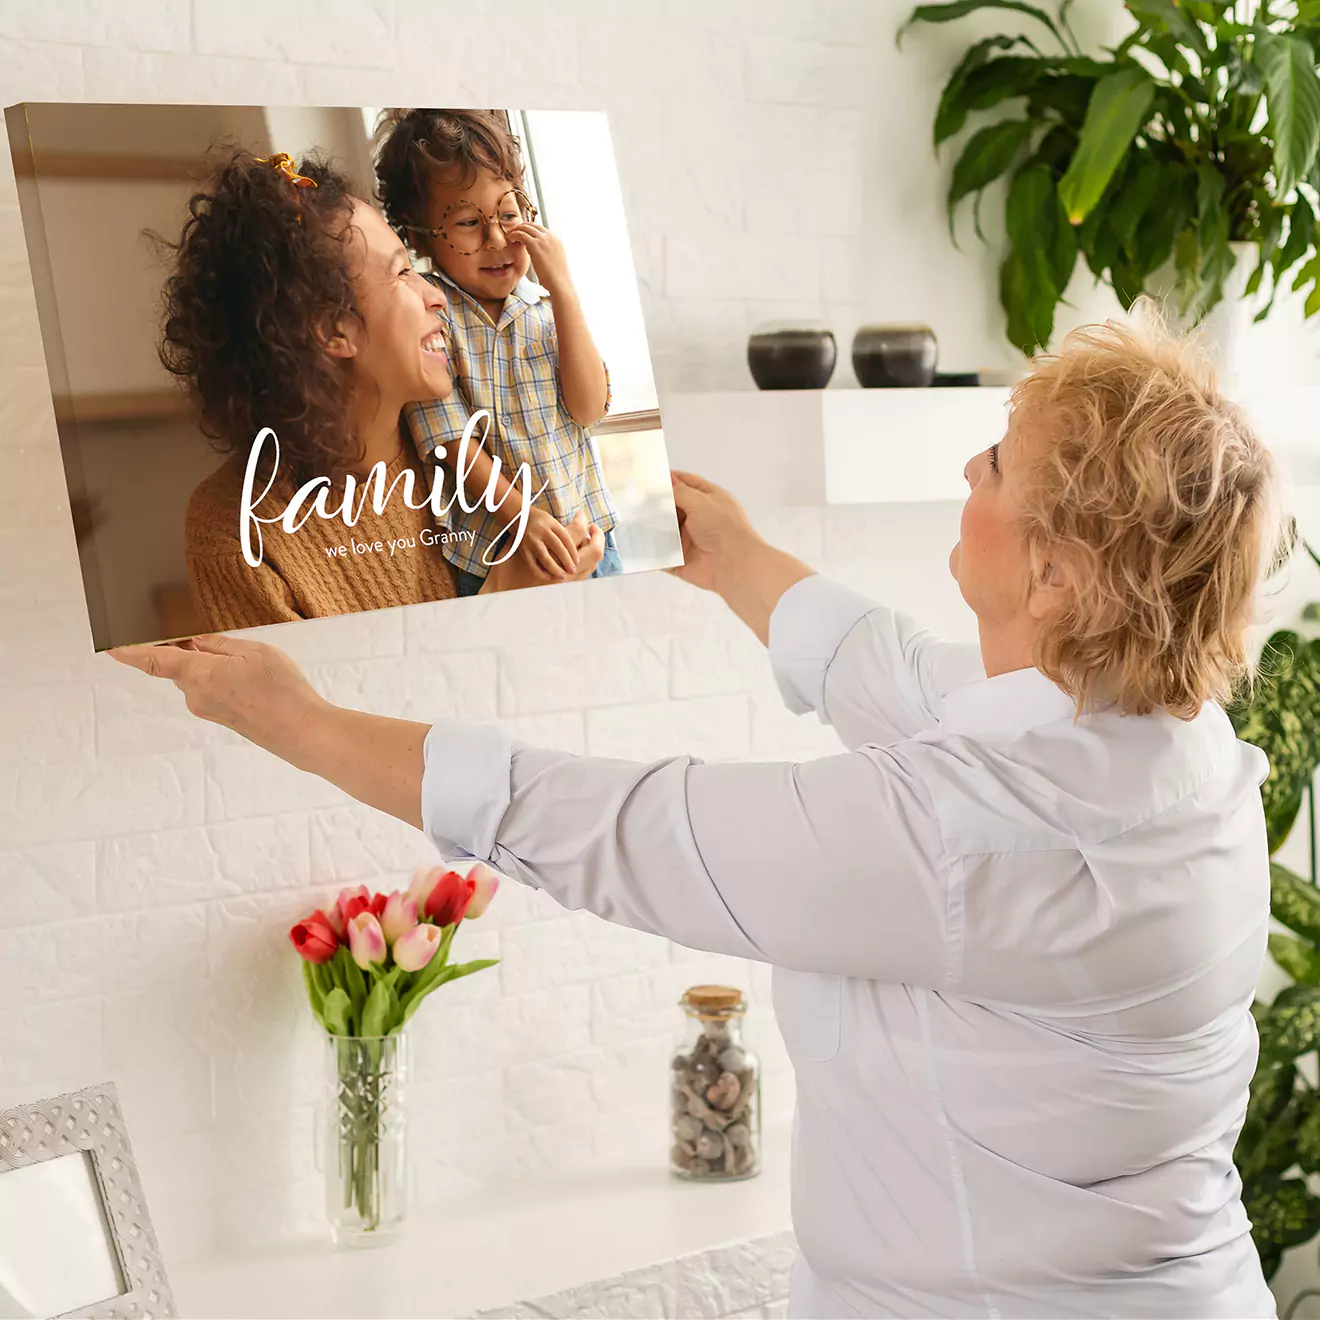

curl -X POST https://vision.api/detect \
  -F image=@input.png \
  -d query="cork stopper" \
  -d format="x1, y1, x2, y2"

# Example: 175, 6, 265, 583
680, 984, 746, 1019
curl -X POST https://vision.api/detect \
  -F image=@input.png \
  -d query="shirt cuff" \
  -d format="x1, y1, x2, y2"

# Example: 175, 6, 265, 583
421, 720, 516, 861
768, 575, 879, 717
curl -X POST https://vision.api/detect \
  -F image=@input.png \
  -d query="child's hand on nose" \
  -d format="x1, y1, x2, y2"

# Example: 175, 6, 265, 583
506, 222, 572, 297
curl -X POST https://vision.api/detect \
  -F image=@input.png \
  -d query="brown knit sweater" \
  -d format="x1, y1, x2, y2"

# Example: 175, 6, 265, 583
185, 447, 458, 632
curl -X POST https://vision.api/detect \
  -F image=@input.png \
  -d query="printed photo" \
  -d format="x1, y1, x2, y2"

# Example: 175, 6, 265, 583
5, 103, 681, 649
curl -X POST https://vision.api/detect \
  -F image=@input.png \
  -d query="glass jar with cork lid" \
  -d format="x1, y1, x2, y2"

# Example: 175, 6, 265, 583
669, 984, 760, 1181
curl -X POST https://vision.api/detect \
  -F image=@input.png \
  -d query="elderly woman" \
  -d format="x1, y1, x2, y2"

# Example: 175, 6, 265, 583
114, 317, 1283, 1318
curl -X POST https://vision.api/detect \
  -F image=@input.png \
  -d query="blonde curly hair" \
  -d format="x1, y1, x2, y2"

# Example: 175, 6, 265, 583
1013, 312, 1289, 721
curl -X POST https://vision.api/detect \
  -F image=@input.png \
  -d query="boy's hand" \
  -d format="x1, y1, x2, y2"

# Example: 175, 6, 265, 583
520, 505, 581, 579
506, 222, 573, 297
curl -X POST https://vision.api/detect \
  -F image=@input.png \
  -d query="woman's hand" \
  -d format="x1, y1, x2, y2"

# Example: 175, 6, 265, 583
108, 634, 327, 764
669, 470, 815, 646
669, 471, 763, 595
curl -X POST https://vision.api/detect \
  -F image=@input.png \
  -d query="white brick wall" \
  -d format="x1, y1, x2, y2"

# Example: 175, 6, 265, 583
0, 0, 983, 1268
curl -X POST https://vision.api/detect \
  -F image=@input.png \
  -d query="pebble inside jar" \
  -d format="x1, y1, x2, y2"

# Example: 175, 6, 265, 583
670, 984, 760, 1181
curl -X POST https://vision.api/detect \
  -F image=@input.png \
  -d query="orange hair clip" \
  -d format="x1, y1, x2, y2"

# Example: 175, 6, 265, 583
256, 152, 318, 190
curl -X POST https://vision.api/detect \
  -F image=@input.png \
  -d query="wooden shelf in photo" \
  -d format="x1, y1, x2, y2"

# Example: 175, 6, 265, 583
53, 390, 192, 425
659, 386, 1320, 507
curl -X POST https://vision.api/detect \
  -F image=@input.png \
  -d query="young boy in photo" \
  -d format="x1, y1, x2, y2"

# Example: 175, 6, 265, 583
375, 108, 622, 595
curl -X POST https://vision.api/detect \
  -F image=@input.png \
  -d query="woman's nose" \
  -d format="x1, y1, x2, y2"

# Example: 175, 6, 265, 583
964, 453, 977, 486
425, 282, 447, 314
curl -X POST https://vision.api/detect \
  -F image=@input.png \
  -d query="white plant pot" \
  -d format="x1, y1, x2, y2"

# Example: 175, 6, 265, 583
1141, 241, 1263, 391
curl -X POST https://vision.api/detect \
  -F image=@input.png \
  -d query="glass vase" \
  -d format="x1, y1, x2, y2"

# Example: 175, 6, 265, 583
322, 1033, 408, 1247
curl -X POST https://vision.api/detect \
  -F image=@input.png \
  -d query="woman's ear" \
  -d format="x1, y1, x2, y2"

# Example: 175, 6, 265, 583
1027, 549, 1074, 621
317, 317, 357, 361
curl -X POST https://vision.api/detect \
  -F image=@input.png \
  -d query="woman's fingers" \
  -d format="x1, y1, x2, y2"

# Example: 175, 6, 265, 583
671, 469, 717, 493
108, 642, 192, 682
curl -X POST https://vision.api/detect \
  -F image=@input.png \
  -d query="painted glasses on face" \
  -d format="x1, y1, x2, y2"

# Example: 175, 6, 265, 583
404, 188, 538, 256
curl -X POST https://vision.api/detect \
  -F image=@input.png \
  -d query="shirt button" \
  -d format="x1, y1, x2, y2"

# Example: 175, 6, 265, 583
502, 415, 514, 427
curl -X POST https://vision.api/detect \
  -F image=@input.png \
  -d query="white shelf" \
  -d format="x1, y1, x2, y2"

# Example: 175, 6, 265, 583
169, 1121, 792, 1319
658, 386, 1320, 507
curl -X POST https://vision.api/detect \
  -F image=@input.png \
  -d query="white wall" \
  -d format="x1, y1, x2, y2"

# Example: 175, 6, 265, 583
2, 0, 1314, 1298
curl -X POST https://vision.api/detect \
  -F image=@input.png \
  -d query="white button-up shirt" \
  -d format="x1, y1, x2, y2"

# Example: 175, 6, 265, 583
421, 575, 1276, 1318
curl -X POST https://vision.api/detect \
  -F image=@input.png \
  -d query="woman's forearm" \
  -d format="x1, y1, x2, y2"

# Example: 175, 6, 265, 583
551, 288, 609, 426
714, 535, 816, 647
452, 443, 524, 519
287, 701, 429, 829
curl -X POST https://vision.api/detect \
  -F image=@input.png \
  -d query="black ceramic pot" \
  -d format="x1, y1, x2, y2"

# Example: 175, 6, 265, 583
852, 324, 938, 388
747, 327, 837, 390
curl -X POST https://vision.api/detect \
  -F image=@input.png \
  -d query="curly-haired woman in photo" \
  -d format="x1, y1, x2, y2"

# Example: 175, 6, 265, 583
162, 150, 601, 632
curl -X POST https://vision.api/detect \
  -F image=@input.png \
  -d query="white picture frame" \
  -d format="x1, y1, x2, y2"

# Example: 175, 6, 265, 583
0, 1082, 176, 1319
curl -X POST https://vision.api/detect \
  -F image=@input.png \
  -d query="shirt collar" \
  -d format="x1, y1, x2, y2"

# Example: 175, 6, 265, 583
937, 666, 1083, 737
429, 266, 546, 325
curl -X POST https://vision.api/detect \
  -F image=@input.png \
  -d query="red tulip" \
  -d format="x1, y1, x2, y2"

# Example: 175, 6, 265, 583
423, 869, 476, 926
464, 863, 500, 920
335, 885, 370, 930
289, 910, 338, 964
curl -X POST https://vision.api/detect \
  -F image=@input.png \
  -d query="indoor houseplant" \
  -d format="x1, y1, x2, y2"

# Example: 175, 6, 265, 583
901, 0, 1320, 354
289, 863, 499, 1245
1228, 621, 1320, 1282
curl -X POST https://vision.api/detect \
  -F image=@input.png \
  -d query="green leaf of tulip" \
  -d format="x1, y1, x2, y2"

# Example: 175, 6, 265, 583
322, 987, 352, 1037
302, 960, 327, 1029
360, 977, 392, 1039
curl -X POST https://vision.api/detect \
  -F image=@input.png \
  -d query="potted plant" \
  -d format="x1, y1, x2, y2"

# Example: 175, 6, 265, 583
1226, 623, 1320, 1283
901, 1, 1320, 356
288, 863, 500, 1245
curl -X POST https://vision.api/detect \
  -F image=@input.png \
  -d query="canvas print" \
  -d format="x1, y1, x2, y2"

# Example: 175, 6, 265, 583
5, 103, 681, 649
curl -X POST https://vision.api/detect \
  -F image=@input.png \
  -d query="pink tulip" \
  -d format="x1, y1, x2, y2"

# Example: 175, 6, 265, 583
408, 865, 442, 905
380, 891, 418, 944
347, 912, 387, 970
335, 885, 370, 931
393, 922, 442, 972
464, 863, 500, 919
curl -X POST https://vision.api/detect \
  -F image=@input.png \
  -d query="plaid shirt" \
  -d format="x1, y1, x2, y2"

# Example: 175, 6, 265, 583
405, 269, 616, 579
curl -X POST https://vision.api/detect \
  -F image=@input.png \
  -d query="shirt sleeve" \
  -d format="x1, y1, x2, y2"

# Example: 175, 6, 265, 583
769, 575, 984, 748
421, 719, 950, 986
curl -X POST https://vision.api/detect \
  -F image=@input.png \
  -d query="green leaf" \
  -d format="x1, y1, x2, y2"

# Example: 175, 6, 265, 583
1241, 1062, 1297, 1155
336, 947, 369, 1031
947, 119, 1036, 237
442, 957, 500, 982
1256, 33, 1320, 197
1296, 1090, 1320, 1174
1126, 0, 1210, 59
934, 39, 1042, 144
1007, 162, 1076, 291
1058, 67, 1157, 224
322, 987, 352, 1037
360, 977, 393, 1038
1000, 249, 1053, 354
1270, 932, 1320, 984
901, 1, 1068, 50
1271, 863, 1320, 944
301, 960, 327, 1029
1244, 1177, 1320, 1262
1238, 1094, 1303, 1182
1257, 985, 1320, 1067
